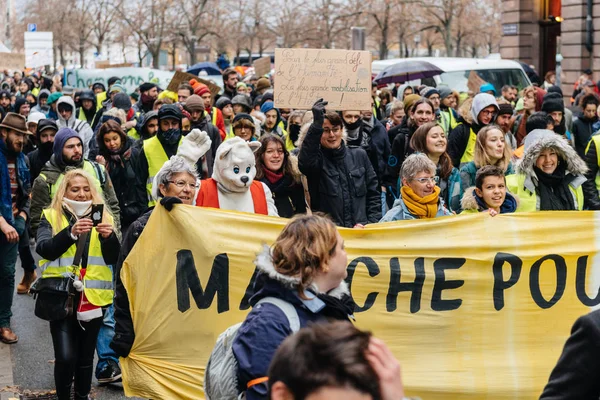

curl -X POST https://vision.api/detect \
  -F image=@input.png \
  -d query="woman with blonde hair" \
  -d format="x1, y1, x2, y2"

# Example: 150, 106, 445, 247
35, 169, 119, 400
232, 213, 354, 398
459, 124, 514, 192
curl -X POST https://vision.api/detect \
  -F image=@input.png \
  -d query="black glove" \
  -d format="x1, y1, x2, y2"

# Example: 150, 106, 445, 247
311, 98, 328, 127
160, 196, 183, 211
110, 334, 133, 358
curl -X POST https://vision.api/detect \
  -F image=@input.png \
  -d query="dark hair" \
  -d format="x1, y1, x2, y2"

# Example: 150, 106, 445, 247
268, 321, 380, 400
582, 93, 600, 109
501, 85, 516, 92
323, 111, 343, 127
410, 98, 434, 115
255, 134, 300, 183
97, 119, 126, 154
222, 67, 238, 80
475, 165, 505, 190
525, 111, 551, 134
177, 83, 194, 96
410, 122, 453, 179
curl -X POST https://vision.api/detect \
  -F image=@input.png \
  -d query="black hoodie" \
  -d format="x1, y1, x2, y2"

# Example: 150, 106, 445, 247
27, 119, 58, 180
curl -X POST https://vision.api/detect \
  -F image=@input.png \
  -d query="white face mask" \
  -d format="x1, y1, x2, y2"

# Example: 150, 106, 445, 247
62, 198, 92, 218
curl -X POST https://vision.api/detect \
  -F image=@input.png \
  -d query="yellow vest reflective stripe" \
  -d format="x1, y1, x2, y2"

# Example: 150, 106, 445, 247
459, 128, 477, 167
506, 173, 584, 212
211, 107, 218, 127
40, 161, 103, 199
143, 135, 182, 206
39, 209, 114, 306
586, 135, 600, 194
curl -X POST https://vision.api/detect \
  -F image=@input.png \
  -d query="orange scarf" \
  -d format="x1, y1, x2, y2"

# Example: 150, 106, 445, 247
401, 185, 441, 219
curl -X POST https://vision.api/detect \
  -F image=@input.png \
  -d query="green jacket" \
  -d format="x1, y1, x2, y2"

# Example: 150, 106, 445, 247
30, 155, 121, 237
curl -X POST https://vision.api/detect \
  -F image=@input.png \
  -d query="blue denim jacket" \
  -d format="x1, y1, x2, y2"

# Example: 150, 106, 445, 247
380, 195, 452, 222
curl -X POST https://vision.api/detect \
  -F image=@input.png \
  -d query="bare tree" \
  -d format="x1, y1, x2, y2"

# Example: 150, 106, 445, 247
173, 0, 217, 65
71, 0, 95, 67
420, 0, 458, 56
90, 0, 120, 55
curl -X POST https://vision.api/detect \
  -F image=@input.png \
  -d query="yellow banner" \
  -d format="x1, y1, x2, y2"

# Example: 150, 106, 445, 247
120, 205, 600, 399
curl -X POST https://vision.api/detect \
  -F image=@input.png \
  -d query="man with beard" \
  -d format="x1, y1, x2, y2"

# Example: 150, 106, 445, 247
183, 95, 221, 175
0, 113, 31, 344
221, 68, 239, 100
133, 82, 158, 115
30, 128, 120, 237
341, 109, 390, 190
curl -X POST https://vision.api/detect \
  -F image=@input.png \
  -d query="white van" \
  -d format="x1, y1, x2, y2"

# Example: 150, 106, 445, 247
372, 57, 531, 93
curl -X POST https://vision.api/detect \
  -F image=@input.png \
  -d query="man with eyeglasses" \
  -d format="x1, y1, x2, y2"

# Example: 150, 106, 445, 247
448, 93, 499, 168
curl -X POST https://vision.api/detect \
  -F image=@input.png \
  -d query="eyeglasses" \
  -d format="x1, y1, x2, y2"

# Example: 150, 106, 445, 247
323, 127, 342, 134
234, 125, 253, 131
480, 110, 496, 117
412, 176, 439, 184
168, 181, 199, 189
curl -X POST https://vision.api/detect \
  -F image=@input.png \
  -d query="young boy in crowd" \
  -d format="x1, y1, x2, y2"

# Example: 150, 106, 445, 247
460, 165, 518, 216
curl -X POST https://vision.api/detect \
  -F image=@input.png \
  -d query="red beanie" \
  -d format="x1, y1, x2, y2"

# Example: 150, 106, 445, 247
190, 79, 210, 97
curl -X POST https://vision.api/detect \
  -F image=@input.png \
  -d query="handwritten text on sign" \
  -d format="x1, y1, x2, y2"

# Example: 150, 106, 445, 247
274, 48, 372, 111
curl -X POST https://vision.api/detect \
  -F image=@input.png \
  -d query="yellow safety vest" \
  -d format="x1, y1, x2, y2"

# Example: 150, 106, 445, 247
39, 209, 114, 307
211, 107, 218, 127
143, 135, 182, 206
77, 107, 88, 123
459, 127, 477, 168
40, 161, 104, 199
585, 135, 600, 194
505, 173, 584, 212
96, 92, 107, 111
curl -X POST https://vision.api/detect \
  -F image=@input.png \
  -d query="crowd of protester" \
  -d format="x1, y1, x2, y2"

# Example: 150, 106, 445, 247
1, 64, 600, 399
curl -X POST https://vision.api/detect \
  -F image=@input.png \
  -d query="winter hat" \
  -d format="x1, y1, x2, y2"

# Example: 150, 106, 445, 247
260, 101, 276, 115
541, 97, 564, 114
109, 84, 126, 95
27, 111, 46, 126
438, 86, 452, 100
514, 97, 524, 112
62, 86, 75, 96
79, 90, 95, 102
139, 82, 157, 93
53, 127, 82, 160
47, 92, 63, 105
420, 86, 439, 99
107, 77, 121, 87
403, 94, 421, 114
256, 77, 271, 92
36, 119, 58, 139
236, 82, 248, 90
547, 85, 563, 96
497, 103, 513, 116
189, 79, 210, 97
112, 92, 132, 111
130, 92, 139, 102
0, 90, 10, 100
14, 97, 29, 114
233, 113, 254, 125
92, 82, 106, 92
479, 83, 497, 96
260, 91, 274, 107
215, 97, 232, 110
158, 104, 182, 122
231, 94, 252, 112
184, 94, 204, 112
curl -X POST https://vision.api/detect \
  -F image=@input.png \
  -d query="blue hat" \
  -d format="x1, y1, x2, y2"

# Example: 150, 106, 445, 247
53, 127, 82, 162
479, 83, 497, 96
260, 101, 276, 115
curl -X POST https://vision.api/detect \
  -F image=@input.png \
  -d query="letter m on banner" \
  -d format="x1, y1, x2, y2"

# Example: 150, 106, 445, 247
176, 250, 230, 313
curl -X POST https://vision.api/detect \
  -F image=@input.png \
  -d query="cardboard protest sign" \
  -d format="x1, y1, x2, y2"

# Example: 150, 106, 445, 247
121, 205, 598, 399
274, 48, 372, 111
467, 70, 486, 94
252, 56, 271, 77
167, 70, 220, 96
0, 53, 25, 71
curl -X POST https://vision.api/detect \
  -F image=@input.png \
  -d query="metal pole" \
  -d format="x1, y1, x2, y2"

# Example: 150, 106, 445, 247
351, 27, 365, 51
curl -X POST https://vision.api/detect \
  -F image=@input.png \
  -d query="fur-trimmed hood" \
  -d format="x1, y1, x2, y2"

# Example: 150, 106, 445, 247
254, 244, 350, 299
517, 134, 588, 178
461, 186, 520, 212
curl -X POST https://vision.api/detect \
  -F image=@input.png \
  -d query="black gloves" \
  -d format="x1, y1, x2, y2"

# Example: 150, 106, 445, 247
160, 196, 183, 211
311, 98, 329, 127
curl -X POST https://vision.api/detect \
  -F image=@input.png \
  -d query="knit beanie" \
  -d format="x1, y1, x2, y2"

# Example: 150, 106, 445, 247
260, 101, 276, 115
260, 92, 274, 107
541, 98, 564, 114
233, 113, 254, 125
547, 85, 563, 96
189, 79, 210, 97
47, 92, 63, 106
184, 94, 205, 112
479, 83, 497, 96
403, 94, 421, 114
14, 97, 28, 113
497, 103, 514, 116
53, 127, 81, 161
215, 97, 232, 110
112, 92, 132, 111
420, 86, 439, 99
109, 83, 126, 95
438, 86, 452, 100
139, 82, 157, 93
256, 77, 271, 92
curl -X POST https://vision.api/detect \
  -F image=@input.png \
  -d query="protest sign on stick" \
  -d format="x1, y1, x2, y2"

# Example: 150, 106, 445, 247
167, 70, 220, 96
253, 56, 271, 77
274, 48, 372, 111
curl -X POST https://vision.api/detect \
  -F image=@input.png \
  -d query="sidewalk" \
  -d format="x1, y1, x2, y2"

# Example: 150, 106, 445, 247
0, 342, 15, 400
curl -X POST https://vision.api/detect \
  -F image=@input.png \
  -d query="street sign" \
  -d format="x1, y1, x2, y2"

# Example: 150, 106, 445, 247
502, 23, 519, 36
27, 24, 37, 32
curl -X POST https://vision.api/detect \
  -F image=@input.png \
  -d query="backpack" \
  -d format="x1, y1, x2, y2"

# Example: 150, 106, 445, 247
204, 297, 300, 400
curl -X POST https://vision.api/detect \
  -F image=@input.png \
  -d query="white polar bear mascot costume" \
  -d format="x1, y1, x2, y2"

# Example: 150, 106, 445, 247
194, 137, 278, 216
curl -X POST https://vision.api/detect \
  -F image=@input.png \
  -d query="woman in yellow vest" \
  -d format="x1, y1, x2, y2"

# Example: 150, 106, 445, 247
506, 131, 587, 212
35, 169, 119, 400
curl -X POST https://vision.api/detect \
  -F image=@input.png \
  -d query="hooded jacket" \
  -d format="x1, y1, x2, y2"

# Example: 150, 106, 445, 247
460, 186, 519, 214
582, 133, 600, 209
56, 96, 94, 158
232, 246, 354, 400
27, 119, 58, 180
30, 154, 121, 237
136, 110, 158, 142
448, 94, 498, 168
573, 112, 599, 159
31, 89, 51, 114
506, 134, 588, 212
298, 122, 382, 228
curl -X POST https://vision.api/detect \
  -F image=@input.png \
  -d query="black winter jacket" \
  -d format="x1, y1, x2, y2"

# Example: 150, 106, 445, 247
298, 123, 381, 228
27, 146, 52, 181
448, 119, 484, 168
347, 118, 390, 189
583, 137, 600, 209
259, 175, 306, 218
572, 114, 598, 159
110, 209, 152, 358
540, 309, 600, 399
382, 119, 416, 192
